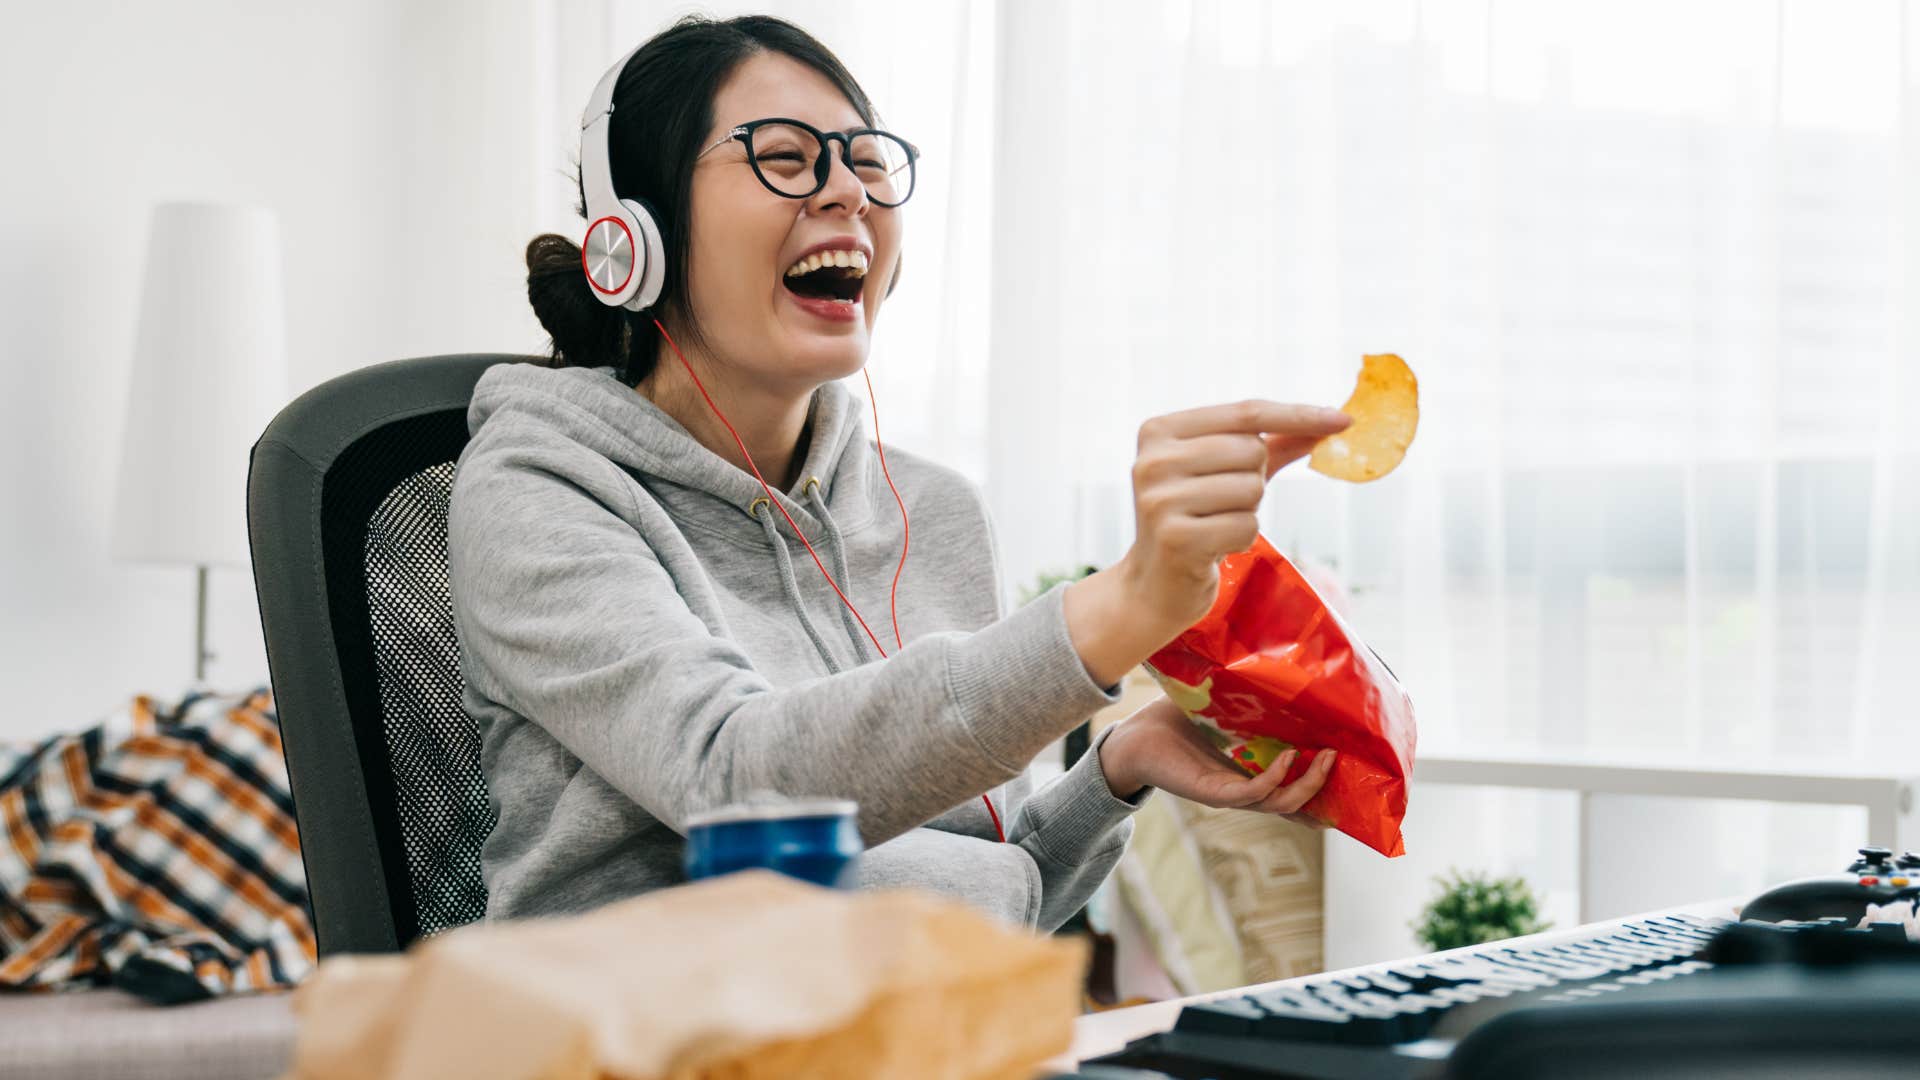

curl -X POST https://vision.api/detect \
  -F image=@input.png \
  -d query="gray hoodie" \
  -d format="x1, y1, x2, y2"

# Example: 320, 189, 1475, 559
447, 362, 1145, 931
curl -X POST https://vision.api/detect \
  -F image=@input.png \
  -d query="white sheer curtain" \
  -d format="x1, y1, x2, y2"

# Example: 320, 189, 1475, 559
976, 0, 1920, 962
556, 1, 1920, 960
984, 0, 1920, 762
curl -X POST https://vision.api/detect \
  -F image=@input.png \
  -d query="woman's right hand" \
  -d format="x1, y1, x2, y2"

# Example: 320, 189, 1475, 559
1064, 400, 1350, 687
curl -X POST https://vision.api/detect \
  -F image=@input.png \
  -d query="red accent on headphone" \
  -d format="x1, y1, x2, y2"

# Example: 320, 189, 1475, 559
582, 216, 637, 295
653, 318, 1007, 843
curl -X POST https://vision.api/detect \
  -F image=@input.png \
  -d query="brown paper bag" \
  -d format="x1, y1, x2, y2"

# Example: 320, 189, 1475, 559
282, 871, 1087, 1080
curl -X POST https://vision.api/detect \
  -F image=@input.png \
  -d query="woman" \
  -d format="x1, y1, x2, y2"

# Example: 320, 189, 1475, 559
448, 15, 1349, 932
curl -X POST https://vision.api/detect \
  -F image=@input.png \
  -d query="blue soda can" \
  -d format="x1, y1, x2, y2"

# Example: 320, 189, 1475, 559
683, 797, 862, 889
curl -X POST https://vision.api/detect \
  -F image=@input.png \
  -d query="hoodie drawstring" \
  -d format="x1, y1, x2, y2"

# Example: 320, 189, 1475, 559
803, 478, 881, 666
752, 497, 848, 674
650, 318, 1004, 843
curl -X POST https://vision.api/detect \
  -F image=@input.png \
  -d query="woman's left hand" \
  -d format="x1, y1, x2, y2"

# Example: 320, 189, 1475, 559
1098, 696, 1334, 828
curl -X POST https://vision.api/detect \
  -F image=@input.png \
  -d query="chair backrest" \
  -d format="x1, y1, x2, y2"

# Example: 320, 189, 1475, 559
248, 353, 534, 955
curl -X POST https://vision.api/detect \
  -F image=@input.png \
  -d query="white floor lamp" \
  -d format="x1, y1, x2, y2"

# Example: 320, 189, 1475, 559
110, 203, 290, 686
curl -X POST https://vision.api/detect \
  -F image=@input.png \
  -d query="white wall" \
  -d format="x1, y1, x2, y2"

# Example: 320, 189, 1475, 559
0, 0, 552, 739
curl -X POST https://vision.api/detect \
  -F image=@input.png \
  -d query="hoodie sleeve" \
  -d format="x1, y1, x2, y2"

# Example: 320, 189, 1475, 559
914, 485, 1151, 930
447, 449, 1123, 850
1005, 724, 1150, 930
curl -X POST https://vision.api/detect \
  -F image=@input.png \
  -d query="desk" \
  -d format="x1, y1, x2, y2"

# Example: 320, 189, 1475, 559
1053, 894, 1742, 1072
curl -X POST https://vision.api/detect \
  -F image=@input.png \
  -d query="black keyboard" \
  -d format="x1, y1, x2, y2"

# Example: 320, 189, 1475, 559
1090, 913, 1730, 1080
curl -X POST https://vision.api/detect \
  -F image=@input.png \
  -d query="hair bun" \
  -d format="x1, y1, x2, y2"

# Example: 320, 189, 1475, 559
525, 233, 631, 372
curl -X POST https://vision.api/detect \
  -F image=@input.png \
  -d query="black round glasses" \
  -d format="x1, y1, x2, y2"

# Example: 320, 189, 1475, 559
695, 117, 919, 208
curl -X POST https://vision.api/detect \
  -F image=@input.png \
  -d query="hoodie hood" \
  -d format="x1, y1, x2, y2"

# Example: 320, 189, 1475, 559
466, 360, 896, 673
467, 362, 879, 540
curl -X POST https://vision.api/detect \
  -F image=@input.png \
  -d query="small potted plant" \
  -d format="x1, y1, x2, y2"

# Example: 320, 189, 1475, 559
1018, 565, 1100, 607
1412, 869, 1551, 953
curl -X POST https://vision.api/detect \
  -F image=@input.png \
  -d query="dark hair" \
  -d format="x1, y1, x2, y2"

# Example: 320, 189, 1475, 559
525, 15, 879, 385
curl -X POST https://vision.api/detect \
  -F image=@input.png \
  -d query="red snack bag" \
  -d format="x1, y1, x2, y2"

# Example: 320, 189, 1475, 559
1145, 535, 1416, 857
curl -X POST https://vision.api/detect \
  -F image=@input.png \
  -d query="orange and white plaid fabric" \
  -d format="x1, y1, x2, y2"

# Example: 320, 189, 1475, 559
0, 689, 315, 1001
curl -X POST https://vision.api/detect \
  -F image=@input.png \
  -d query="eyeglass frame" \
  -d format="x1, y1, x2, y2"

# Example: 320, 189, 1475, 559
694, 117, 920, 208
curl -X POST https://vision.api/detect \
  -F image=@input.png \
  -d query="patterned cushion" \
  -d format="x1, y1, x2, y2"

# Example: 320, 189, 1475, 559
1113, 790, 1247, 993
0, 690, 313, 1000
1093, 669, 1326, 994
1171, 800, 1324, 985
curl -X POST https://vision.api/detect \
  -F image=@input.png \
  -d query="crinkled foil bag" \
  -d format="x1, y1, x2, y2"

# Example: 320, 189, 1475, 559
1147, 534, 1417, 857
280, 871, 1085, 1080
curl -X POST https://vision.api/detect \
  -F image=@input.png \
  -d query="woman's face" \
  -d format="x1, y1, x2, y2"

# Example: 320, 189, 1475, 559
679, 52, 903, 393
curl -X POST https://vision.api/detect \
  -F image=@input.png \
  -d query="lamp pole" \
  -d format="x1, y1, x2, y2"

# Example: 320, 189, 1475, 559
195, 565, 215, 684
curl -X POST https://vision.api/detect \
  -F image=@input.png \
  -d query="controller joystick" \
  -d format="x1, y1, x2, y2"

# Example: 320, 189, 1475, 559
1846, 847, 1894, 873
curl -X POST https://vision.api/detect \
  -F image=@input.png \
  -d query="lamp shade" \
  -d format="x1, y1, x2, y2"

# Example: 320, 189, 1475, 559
111, 203, 290, 568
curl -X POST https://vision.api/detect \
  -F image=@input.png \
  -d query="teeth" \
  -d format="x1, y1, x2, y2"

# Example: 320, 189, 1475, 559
784, 249, 869, 277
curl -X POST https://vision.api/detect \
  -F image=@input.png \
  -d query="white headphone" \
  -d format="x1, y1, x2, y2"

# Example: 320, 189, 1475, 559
579, 46, 666, 312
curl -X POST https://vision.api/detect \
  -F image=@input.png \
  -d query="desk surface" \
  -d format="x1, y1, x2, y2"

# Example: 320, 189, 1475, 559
1054, 894, 1744, 1071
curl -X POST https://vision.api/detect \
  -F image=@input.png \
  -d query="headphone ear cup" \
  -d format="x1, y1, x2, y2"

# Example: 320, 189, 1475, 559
581, 207, 644, 308
623, 197, 667, 312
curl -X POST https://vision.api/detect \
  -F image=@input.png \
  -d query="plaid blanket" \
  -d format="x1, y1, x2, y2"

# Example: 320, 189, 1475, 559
0, 689, 315, 1002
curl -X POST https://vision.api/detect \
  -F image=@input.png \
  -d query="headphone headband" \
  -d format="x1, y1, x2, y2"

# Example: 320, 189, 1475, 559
580, 44, 640, 131
579, 46, 664, 311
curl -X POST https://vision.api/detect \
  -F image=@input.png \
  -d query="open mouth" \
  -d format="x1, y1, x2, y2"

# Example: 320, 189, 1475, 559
782, 249, 868, 305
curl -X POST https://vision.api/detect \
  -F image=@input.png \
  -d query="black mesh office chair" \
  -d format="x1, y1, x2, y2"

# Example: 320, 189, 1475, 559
247, 353, 535, 956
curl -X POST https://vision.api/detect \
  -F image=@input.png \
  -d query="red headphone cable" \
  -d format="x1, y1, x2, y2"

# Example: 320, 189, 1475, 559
652, 317, 1007, 842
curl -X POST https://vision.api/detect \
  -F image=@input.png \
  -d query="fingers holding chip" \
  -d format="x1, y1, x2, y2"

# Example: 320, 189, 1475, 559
1310, 353, 1419, 483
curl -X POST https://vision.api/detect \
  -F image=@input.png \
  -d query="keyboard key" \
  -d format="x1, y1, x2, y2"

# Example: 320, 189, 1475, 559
1176, 997, 1267, 1036
1398, 968, 1473, 993
1428, 984, 1497, 1007
1249, 987, 1342, 1020
1487, 950, 1574, 977
1619, 933, 1679, 954
1385, 991, 1455, 1016
1247, 988, 1383, 1044
1350, 988, 1443, 1037
1300, 989, 1418, 1045
1365, 970, 1413, 993
1538, 946, 1621, 979
1574, 943, 1655, 969
1460, 957, 1559, 989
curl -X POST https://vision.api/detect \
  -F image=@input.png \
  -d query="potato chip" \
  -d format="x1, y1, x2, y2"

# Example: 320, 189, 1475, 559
1310, 353, 1418, 483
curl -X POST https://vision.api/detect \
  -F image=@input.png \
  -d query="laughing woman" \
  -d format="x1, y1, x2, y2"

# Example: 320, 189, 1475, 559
448, 14, 1348, 929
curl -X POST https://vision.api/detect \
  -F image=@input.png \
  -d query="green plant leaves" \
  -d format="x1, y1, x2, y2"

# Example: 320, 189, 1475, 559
1411, 869, 1551, 953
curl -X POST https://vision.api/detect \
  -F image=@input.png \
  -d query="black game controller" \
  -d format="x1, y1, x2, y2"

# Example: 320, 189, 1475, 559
1742, 847, 1920, 926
